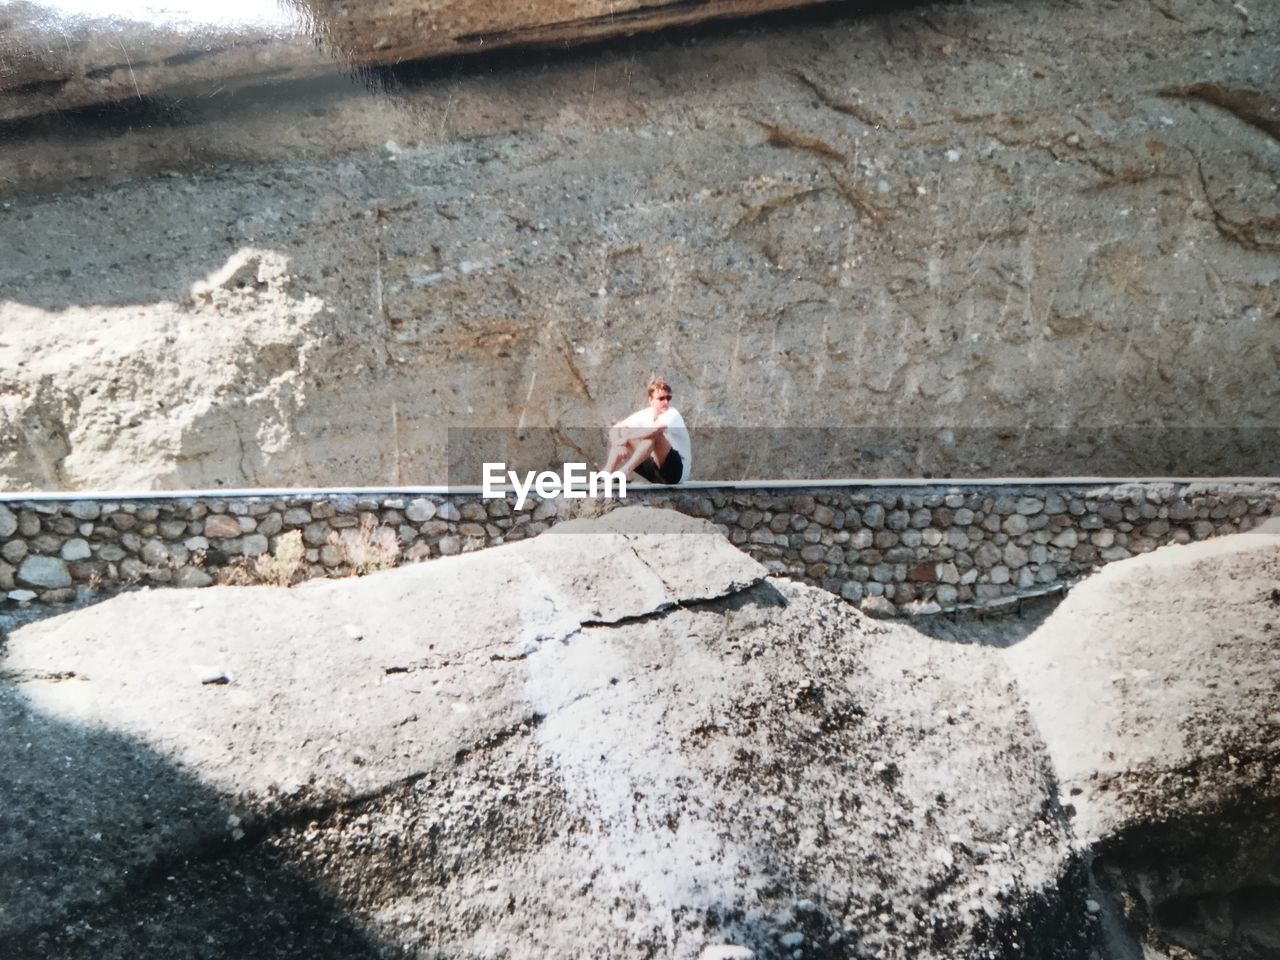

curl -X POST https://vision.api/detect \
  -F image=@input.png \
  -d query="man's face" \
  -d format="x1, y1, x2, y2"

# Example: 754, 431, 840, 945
649, 388, 672, 415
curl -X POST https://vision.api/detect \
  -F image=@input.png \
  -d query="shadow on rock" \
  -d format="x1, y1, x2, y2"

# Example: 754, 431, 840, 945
0, 585, 139, 643
1091, 795, 1280, 960
905, 593, 1064, 649
0, 681, 386, 960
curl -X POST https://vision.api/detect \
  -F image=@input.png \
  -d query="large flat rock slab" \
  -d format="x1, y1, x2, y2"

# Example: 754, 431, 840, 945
2, 507, 764, 800
1, 508, 1083, 958
7, 512, 1276, 958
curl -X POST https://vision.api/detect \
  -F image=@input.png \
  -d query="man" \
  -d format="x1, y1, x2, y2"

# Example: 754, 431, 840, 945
603, 377, 692, 485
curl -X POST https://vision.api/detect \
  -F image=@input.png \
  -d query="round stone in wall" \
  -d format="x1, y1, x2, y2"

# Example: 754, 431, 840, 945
17, 555, 72, 589
174, 566, 214, 588
0, 505, 17, 538
973, 542, 1001, 569
1002, 514, 1030, 536
405, 499, 440, 523
203, 514, 243, 539
69, 501, 101, 520
60, 539, 92, 561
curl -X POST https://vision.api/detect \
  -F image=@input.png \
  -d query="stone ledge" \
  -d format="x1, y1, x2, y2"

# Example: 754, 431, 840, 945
2, 481, 1277, 618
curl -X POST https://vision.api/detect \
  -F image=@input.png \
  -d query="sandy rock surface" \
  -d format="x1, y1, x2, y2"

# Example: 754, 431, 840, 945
2, 0, 1277, 489
2, 508, 1082, 959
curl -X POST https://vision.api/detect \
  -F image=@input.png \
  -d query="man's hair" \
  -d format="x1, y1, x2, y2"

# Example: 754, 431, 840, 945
647, 377, 671, 398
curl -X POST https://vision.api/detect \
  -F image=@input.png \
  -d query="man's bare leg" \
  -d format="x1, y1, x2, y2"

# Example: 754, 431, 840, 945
618, 432, 672, 476
604, 430, 673, 476
648, 431, 672, 468
617, 437, 653, 475
604, 440, 631, 473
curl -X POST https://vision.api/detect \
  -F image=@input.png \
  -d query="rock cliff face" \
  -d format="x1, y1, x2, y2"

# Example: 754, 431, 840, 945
1, 509, 1276, 959
0, 0, 840, 123
1, 0, 1277, 489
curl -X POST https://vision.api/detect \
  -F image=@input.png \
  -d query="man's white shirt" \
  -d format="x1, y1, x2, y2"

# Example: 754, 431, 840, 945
620, 406, 692, 481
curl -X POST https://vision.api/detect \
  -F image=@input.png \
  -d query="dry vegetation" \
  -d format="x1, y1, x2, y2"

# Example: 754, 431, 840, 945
217, 530, 307, 587
253, 530, 307, 586
329, 516, 400, 576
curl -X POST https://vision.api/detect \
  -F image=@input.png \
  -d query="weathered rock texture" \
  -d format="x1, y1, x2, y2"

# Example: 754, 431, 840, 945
1007, 530, 1280, 960
2, 482, 1276, 619
1, 0, 1277, 490
2, 509, 1276, 959
0, 508, 1085, 959
0, 0, 837, 123
0, 4, 326, 124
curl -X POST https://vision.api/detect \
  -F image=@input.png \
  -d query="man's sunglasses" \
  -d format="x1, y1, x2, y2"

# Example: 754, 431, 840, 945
655, 394, 672, 401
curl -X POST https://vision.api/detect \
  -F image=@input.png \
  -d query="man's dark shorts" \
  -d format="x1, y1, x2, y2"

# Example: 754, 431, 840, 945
634, 449, 684, 485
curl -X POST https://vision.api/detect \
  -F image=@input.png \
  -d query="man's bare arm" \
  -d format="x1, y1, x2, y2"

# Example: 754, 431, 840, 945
610, 422, 666, 443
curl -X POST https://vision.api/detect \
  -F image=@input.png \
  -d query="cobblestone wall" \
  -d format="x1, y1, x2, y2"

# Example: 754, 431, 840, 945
2, 482, 1276, 617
